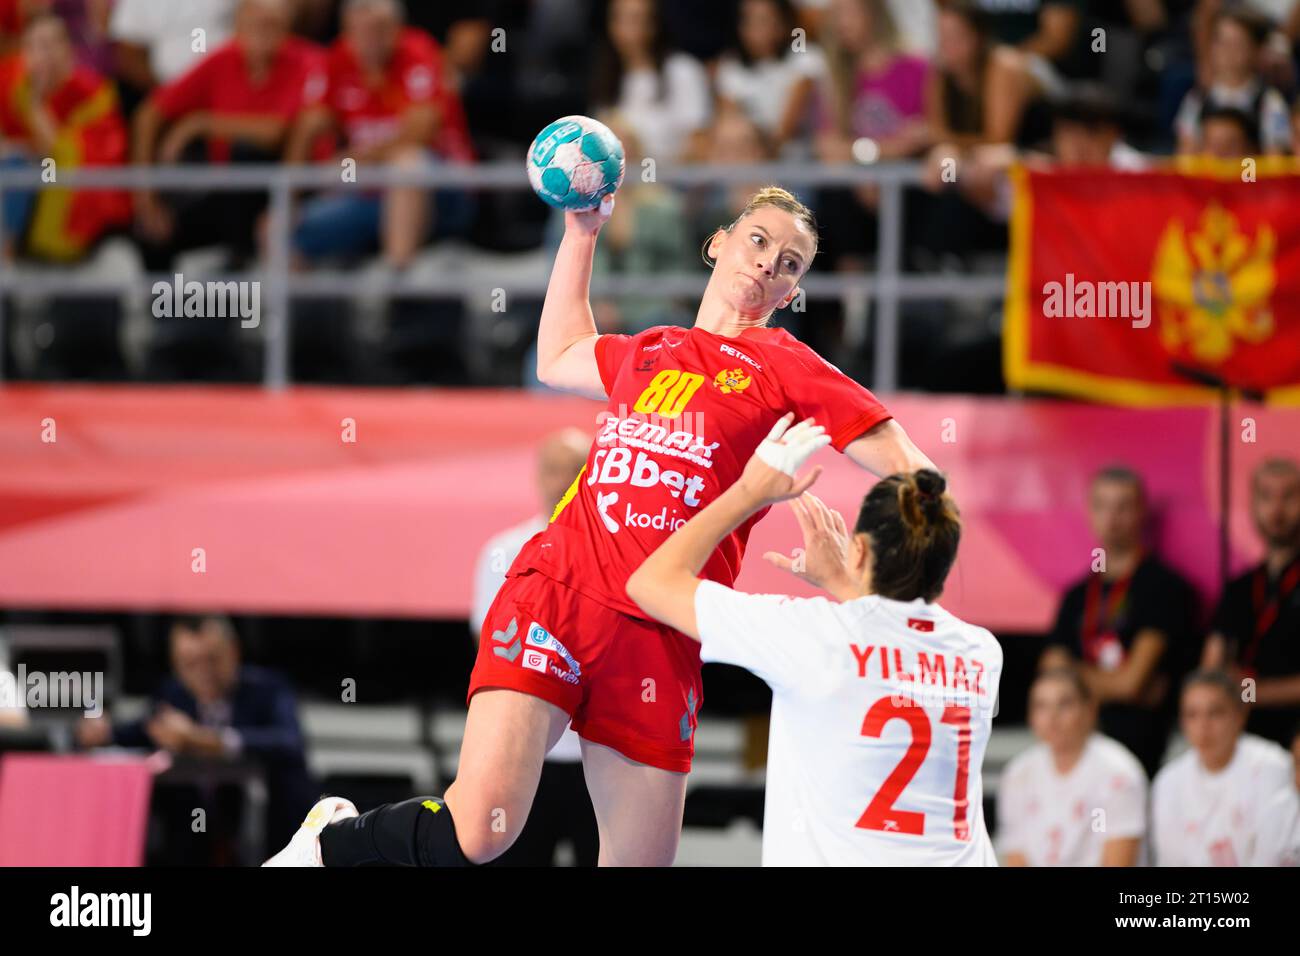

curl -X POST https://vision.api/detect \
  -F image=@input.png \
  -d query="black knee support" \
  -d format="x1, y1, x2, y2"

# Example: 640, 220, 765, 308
320, 796, 471, 867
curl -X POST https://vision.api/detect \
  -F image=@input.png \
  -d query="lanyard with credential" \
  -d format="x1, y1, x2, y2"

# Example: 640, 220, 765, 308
1242, 558, 1300, 668
1082, 556, 1140, 663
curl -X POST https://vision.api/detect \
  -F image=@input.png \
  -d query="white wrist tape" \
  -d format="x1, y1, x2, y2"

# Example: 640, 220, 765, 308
755, 417, 831, 477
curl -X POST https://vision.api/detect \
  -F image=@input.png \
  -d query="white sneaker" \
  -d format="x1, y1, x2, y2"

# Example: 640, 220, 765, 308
262, 796, 358, 867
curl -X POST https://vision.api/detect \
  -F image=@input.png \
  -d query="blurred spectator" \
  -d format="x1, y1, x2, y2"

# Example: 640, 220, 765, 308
954, 84, 1149, 222
130, 0, 327, 270
1203, 458, 1300, 748
1176, 6, 1292, 154
912, 2, 1046, 265
689, 108, 776, 253
1151, 669, 1300, 865
716, 0, 826, 156
286, 0, 475, 269
795, 0, 939, 55
1252, 722, 1300, 864
0, 12, 129, 261
470, 428, 598, 867
50, 0, 115, 75
967, 0, 1085, 78
814, 0, 930, 269
997, 669, 1146, 866
1044, 83, 1149, 167
590, 0, 711, 163
817, 0, 931, 159
1195, 102, 1261, 155
1192, 0, 1298, 93
926, 0, 1045, 150
76, 615, 316, 863
109, 0, 236, 112
1040, 466, 1198, 778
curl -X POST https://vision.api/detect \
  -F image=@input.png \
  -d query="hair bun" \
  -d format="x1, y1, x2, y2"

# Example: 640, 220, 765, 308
913, 469, 947, 501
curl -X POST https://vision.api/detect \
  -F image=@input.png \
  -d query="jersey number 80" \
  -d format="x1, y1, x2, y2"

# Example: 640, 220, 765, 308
633, 370, 705, 419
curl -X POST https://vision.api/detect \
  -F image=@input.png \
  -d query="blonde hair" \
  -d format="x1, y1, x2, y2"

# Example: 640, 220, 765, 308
701, 185, 819, 269
823, 0, 902, 136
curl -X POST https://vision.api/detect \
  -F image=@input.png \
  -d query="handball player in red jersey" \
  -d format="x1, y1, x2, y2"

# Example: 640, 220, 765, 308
266, 185, 935, 868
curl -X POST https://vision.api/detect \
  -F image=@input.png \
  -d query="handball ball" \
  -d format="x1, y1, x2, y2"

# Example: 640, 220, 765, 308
526, 115, 625, 211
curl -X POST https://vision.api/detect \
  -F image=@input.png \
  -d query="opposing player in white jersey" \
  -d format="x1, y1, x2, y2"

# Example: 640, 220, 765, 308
1152, 670, 1300, 866
628, 415, 1002, 865
998, 669, 1146, 866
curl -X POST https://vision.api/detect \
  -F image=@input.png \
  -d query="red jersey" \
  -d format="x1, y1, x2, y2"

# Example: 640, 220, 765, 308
151, 37, 328, 163
325, 26, 474, 162
512, 324, 892, 618
0, 56, 130, 259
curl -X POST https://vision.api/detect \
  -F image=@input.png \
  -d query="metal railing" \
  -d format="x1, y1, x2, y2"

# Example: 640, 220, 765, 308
0, 161, 1007, 391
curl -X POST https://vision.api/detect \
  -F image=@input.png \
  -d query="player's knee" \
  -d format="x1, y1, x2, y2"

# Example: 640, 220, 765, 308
443, 783, 528, 864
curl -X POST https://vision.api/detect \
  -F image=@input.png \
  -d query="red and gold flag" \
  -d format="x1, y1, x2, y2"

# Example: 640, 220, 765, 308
1004, 163, 1300, 405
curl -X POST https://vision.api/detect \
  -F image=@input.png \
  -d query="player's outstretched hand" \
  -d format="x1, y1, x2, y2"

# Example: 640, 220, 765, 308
764, 492, 857, 599
565, 193, 615, 237
738, 412, 830, 506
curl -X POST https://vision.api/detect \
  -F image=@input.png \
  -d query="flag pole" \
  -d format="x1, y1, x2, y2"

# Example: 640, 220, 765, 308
1170, 363, 1266, 596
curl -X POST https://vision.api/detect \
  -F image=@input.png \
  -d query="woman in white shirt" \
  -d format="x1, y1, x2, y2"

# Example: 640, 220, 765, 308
628, 416, 1003, 865
998, 668, 1147, 866
716, 0, 827, 155
590, 0, 712, 162
1152, 670, 1299, 866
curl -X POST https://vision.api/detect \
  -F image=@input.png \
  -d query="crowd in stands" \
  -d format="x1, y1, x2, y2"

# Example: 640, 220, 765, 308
2, 0, 1300, 384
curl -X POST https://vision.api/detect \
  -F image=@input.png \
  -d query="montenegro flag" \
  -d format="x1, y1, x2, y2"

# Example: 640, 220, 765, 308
1004, 163, 1300, 406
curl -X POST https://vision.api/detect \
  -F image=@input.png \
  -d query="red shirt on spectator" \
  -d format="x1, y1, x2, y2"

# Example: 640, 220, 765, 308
0, 53, 130, 258
151, 36, 328, 163
325, 26, 474, 162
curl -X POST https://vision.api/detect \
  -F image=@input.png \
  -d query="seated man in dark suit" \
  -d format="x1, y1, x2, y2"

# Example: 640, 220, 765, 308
78, 615, 316, 864
1040, 466, 1198, 778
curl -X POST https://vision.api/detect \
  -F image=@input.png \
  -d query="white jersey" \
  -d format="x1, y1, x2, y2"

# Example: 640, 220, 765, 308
1256, 784, 1300, 867
471, 516, 582, 763
695, 582, 1003, 866
1152, 734, 1296, 866
996, 734, 1147, 866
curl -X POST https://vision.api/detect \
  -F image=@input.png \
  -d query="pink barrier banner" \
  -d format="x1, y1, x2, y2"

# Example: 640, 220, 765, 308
0, 385, 1292, 631
0, 753, 152, 866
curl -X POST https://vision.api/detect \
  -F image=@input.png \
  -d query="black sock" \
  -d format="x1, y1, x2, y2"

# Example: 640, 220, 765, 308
320, 796, 472, 867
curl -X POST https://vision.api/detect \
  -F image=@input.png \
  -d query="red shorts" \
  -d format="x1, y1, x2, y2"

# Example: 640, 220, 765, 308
468, 568, 702, 773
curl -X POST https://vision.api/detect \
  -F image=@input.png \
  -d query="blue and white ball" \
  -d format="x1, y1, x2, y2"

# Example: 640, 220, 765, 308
526, 115, 625, 211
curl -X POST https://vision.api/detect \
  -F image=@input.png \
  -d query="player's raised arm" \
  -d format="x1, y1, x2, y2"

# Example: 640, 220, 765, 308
843, 418, 936, 478
534, 196, 616, 395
